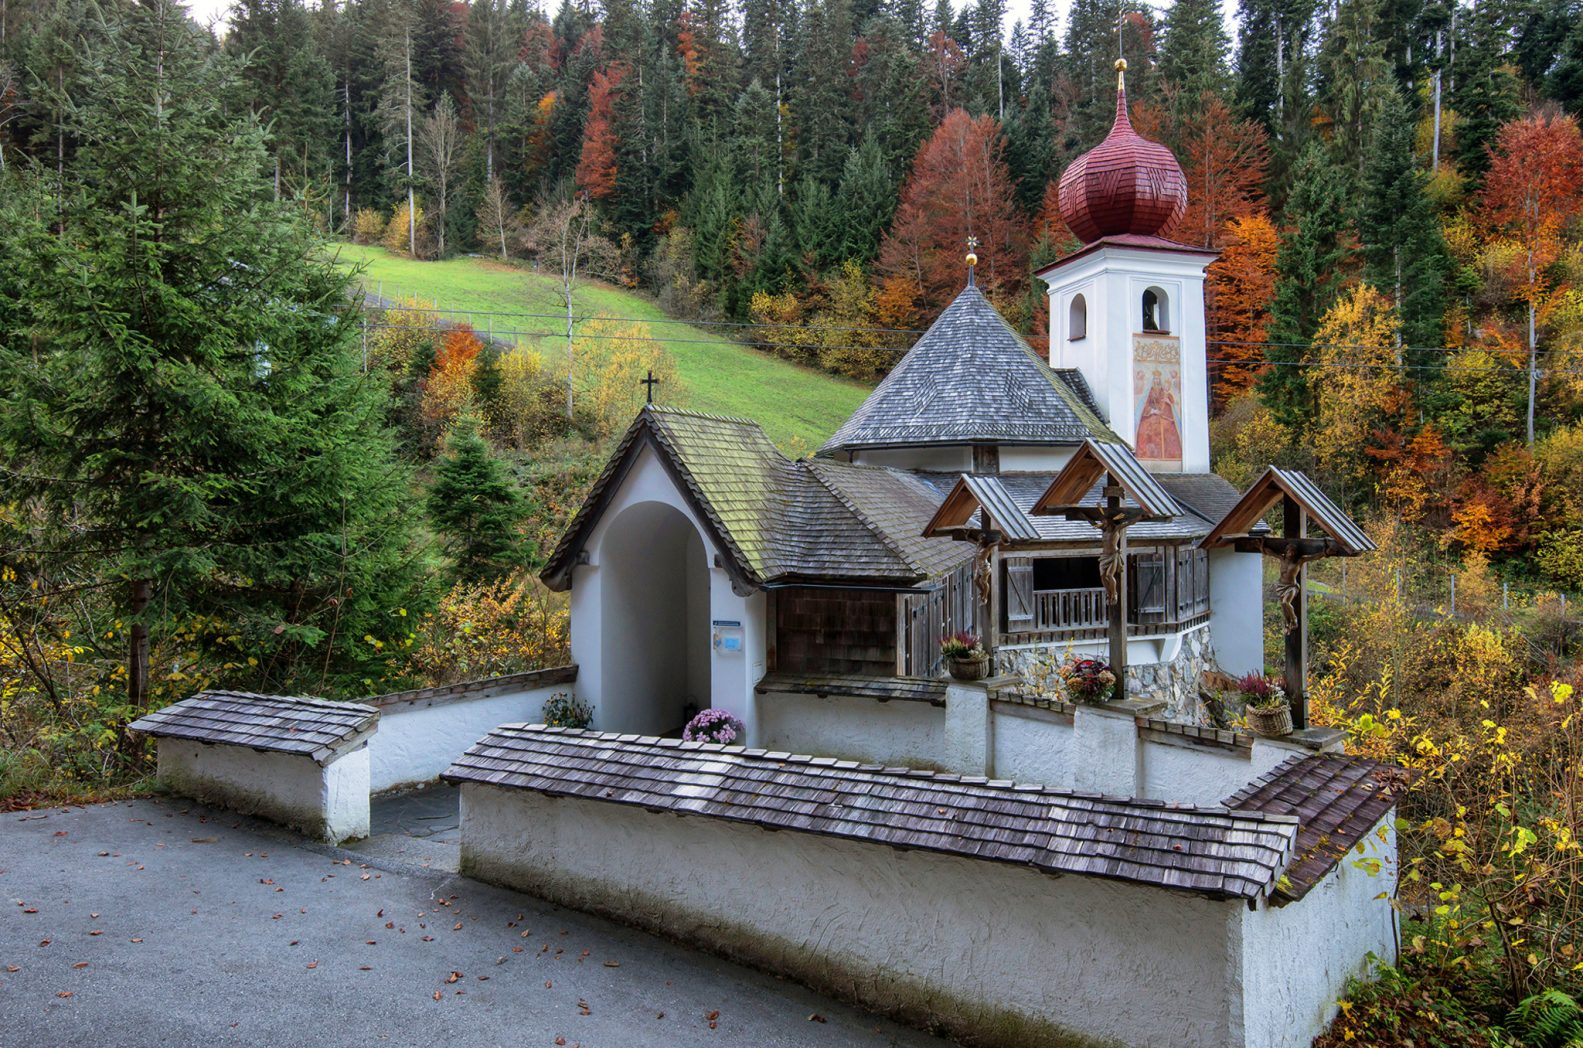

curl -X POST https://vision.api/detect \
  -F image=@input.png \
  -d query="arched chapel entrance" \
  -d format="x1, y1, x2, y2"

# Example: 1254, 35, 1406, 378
596, 501, 712, 736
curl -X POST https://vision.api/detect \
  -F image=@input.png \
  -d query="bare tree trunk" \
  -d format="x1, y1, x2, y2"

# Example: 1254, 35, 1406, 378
343, 77, 352, 224
128, 579, 151, 711
405, 30, 415, 257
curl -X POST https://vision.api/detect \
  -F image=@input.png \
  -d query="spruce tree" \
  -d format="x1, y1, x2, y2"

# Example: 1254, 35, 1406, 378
0, 0, 421, 704
1261, 142, 1355, 428
834, 134, 897, 264
1159, 0, 1231, 106
427, 417, 530, 580
1359, 88, 1447, 356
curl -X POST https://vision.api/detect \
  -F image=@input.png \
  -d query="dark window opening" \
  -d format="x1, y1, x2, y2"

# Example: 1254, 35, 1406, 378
1142, 288, 1161, 332
1033, 556, 1101, 590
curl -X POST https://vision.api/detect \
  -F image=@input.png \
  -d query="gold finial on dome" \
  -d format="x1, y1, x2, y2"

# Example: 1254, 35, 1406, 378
1115, 57, 1127, 90
965, 235, 980, 286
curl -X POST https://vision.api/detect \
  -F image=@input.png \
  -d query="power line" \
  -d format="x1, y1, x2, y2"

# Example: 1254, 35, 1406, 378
357, 319, 1560, 374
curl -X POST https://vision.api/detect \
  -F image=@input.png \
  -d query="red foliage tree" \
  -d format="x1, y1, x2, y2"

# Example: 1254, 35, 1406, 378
1172, 94, 1269, 250
1481, 108, 1583, 444
878, 108, 1026, 320
575, 62, 628, 200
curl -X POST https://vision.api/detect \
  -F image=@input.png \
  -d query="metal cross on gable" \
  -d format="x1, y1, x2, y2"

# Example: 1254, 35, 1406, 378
642, 370, 659, 404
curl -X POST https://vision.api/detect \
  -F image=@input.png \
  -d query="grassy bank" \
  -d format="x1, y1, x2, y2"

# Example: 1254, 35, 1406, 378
335, 244, 872, 452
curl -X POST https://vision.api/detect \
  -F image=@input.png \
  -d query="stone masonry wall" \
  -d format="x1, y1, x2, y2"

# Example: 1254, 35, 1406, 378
996, 624, 1217, 725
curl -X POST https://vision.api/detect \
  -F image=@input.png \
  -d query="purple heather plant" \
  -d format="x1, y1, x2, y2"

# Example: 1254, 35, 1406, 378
1235, 672, 1288, 708
683, 708, 745, 745
939, 631, 985, 659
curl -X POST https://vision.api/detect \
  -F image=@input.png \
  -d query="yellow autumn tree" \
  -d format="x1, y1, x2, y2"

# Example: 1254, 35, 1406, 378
367, 296, 437, 375
492, 345, 555, 450
1309, 284, 1404, 495
571, 320, 680, 438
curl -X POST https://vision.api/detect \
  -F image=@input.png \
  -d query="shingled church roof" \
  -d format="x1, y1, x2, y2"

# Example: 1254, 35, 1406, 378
540, 406, 974, 592
818, 285, 1116, 456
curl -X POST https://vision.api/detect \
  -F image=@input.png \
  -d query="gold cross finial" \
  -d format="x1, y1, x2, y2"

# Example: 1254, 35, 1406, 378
965, 236, 980, 286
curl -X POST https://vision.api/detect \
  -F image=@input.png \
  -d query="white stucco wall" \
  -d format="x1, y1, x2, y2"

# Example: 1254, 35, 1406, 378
1138, 735, 1256, 806
1211, 547, 1266, 677
567, 447, 768, 742
460, 783, 1247, 1047
848, 445, 971, 472
990, 703, 1075, 785
157, 739, 370, 844
1038, 244, 1216, 472
368, 681, 572, 794
998, 446, 1079, 472
1239, 815, 1399, 1047
757, 691, 947, 768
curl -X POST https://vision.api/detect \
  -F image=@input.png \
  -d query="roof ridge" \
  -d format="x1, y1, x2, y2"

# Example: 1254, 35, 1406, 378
644, 403, 764, 428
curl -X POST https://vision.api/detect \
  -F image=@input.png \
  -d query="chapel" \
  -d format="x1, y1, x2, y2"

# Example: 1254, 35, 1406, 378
541, 63, 1336, 745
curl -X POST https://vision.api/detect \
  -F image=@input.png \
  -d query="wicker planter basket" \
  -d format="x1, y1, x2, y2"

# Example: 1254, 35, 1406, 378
947, 655, 992, 681
1246, 702, 1294, 738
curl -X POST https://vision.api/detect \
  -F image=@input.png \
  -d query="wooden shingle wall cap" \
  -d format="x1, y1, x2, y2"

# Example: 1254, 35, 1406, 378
1223, 753, 1414, 903
1138, 717, 1255, 753
445, 725, 1299, 901
365, 665, 578, 710
755, 672, 949, 705
127, 691, 379, 765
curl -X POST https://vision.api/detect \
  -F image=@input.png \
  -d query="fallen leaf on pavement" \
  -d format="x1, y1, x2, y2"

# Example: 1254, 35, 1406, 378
72, 962, 88, 970
808, 1014, 827, 1023
55, 991, 72, 998
603, 960, 620, 968
6, 965, 19, 973
306, 961, 318, 970
445, 971, 461, 984
432, 991, 442, 1002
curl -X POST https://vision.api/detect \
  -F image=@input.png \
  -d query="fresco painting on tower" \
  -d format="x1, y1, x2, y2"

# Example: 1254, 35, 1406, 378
1134, 334, 1183, 469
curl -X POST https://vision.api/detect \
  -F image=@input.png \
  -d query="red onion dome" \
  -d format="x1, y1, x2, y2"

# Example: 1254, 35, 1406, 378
1057, 61, 1188, 244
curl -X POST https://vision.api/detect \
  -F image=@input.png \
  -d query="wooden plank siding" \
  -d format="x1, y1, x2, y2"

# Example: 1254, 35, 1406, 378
774, 587, 897, 676
1004, 544, 1210, 638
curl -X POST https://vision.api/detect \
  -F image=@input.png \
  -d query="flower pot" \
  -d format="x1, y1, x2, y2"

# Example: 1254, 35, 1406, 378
1246, 702, 1293, 738
947, 655, 991, 681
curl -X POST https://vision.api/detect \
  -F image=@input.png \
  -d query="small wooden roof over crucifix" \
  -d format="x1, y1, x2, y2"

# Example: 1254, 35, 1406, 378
1031, 438, 1181, 522
1197, 466, 1375, 556
921, 473, 1041, 542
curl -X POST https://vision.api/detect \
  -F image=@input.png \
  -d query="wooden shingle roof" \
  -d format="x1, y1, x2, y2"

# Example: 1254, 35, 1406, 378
127, 691, 379, 765
444, 726, 1300, 900
1223, 754, 1412, 903
1199, 466, 1374, 554
1032, 438, 1183, 520
913, 471, 1239, 544
819, 286, 1117, 455
541, 406, 974, 592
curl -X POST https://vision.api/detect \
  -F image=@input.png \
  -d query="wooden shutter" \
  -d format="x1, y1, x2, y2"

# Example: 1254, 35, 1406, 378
1004, 556, 1034, 631
1134, 553, 1166, 614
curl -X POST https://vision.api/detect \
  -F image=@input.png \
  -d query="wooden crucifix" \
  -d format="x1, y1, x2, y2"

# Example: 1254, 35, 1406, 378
641, 370, 659, 404
1030, 439, 1183, 705
1199, 467, 1375, 729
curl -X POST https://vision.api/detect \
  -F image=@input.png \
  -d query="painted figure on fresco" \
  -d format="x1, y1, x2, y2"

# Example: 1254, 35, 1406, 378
1134, 368, 1182, 462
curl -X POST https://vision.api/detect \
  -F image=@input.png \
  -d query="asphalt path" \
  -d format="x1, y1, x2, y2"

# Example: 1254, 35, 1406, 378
0, 797, 952, 1048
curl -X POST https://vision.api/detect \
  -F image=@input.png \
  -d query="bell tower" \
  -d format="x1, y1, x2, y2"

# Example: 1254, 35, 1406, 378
1035, 60, 1216, 474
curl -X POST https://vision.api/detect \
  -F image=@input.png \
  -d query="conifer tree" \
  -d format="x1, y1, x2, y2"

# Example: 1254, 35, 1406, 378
427, 416, 530, 580
834, 134, 897, 263
1262, 142, 1355, 427
0, 0, 420, 704
1359, 88, 1447, 356
1159, 0, 1231, 107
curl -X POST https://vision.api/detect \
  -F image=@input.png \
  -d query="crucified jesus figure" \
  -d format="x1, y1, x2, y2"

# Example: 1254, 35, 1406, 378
1098, 520, 1125, 606
1274, 543, 1327, 634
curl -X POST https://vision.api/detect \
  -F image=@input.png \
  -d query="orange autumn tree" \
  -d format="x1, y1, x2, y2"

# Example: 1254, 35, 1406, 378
1172, 94, 1270, 251
422, 325, 484, 440
1480, 108, 1583, 445
878, 108, 1026, 322
1206, 213, 1278, 408
575, 62, 628, 199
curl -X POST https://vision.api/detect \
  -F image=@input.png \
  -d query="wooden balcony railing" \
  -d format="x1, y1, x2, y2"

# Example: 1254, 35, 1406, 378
1034, 588, 1108, 631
